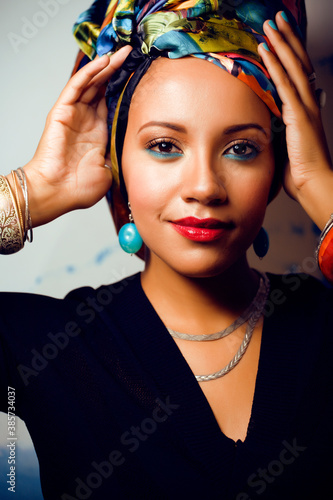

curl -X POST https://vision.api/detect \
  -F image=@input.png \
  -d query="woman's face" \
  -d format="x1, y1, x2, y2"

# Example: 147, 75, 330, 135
122, 57, 275, 278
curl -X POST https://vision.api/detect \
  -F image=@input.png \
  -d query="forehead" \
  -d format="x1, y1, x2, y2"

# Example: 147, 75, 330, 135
129, 56, 272, 130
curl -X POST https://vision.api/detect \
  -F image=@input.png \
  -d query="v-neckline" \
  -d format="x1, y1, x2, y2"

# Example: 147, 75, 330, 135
115, 272, 300, 484
134, 272, 265, 444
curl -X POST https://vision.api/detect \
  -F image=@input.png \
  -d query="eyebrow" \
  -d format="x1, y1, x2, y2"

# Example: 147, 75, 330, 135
138, 121, 187, 134
138, 121, 269, 137
224, 123, 269, 138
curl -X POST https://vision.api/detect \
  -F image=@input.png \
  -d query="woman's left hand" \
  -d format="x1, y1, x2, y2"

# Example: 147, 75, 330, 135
258, 11, 333, 230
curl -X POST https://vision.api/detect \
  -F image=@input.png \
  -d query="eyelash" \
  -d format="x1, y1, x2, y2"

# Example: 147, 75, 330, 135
223, 140, 261, 161
145, 138, 182, 158
145, 138, 261, 161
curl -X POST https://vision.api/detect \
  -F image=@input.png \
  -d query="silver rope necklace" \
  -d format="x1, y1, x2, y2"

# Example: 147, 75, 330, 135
166, 272, 270, 382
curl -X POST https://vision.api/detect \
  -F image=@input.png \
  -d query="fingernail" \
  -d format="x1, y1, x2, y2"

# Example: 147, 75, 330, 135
281, 11, 289, 23
262, 43, 270, 52
268, 20, 278, 31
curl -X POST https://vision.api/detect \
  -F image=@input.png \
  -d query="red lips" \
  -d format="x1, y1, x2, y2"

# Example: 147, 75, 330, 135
171, 217, 232, 242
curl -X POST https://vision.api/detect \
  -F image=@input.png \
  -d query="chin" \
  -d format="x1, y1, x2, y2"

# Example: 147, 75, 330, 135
153, 247, 243, 279
176, 264, 234, 280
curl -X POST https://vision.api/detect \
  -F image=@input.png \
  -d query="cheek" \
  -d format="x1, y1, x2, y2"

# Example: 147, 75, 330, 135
123, 165, 170, 227
228, 164, 274, 221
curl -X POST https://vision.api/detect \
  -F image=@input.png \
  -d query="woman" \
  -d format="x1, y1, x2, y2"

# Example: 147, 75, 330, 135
1, 0, 332, 498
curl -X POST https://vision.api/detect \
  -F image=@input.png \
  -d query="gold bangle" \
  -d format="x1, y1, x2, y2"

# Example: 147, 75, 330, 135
0, 176, 24, 254
11, 170, 25, 236
15, 167, 33, 243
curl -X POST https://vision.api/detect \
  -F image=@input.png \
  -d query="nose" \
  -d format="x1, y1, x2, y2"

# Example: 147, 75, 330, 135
180, 152, 227, 206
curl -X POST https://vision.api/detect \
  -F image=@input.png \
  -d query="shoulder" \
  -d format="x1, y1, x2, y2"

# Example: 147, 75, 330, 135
267, 271, 331, 294
0, 273, 142, 395
0, 273, 142, 358
264, 271, 333, 336
0, 272, 142, 338
266, 272, 332, 310
63, 272, 142, 326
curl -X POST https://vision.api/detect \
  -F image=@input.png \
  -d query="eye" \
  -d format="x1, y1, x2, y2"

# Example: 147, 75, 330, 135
145, 139, 182, 158
223, 140, 261, 161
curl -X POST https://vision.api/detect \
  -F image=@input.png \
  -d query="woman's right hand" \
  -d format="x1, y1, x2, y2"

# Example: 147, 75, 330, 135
11, 46, 132, 228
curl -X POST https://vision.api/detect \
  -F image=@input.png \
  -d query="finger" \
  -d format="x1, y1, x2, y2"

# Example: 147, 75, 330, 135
275, 11, 313, 77
258, 42, 302, 116
262, 18, 316, 110
260, 20, 317, 112
83, 45, 133, 94
275, 11, 317, 94
59, 46, 132, 105
58, 55, 110, 105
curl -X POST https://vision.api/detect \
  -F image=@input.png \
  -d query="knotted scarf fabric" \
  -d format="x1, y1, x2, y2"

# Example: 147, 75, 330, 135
72, 0, 307, 256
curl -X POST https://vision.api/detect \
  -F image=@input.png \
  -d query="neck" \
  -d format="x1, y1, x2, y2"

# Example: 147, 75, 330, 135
141, 254, 260, 334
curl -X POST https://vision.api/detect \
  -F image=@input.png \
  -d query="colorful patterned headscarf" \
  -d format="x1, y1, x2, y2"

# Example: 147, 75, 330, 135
72, 0, 306, 256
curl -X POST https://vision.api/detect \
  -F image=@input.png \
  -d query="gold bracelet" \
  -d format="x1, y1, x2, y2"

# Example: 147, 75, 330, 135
15, 167, 33, 243
0, 176, 24, 254
11, 170, 25, 236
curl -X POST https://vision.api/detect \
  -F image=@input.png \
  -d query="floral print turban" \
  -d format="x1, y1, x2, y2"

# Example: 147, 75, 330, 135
72, 0, 307, 256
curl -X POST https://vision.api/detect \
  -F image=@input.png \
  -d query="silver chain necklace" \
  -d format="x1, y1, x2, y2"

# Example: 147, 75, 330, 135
167, 272, 270, 382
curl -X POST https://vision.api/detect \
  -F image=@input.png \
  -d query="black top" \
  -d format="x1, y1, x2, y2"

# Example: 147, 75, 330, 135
0, 272, 332, 500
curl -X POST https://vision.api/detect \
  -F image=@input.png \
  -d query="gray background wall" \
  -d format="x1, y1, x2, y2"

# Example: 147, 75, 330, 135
0, 0, 332, 497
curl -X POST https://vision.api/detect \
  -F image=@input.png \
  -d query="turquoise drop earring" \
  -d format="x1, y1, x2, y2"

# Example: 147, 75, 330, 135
253, 227, 269, 259
118, 202, 143, 254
